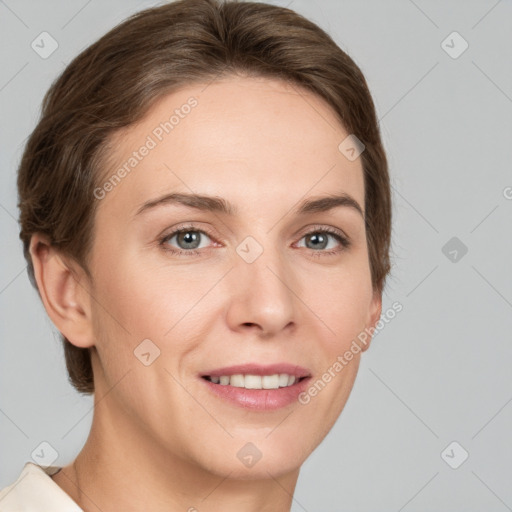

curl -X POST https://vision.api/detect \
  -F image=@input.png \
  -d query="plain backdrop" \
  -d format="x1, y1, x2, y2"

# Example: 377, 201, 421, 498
1, 1, 511, 510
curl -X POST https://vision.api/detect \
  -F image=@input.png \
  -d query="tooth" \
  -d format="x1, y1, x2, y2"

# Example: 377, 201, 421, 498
262, 374, 280, 389
245, 375, 262, 389
278, 374, 290, 387
230, 374, 245, 387
211, 373, 298, 388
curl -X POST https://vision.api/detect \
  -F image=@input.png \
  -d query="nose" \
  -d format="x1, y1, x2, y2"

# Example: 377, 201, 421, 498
225, 243, 297, 338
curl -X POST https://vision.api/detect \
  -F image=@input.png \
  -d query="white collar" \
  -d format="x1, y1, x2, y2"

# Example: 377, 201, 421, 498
0, 462, 83, 511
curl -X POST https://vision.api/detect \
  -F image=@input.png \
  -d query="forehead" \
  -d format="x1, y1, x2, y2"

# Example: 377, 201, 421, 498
97, 75, 365, 215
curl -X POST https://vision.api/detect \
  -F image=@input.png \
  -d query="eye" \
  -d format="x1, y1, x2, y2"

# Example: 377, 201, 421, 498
159, 226, 215, 256
296, 227, 350, 256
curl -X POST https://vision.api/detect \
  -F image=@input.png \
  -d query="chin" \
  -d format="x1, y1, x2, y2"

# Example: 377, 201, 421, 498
192, 437, 308, 481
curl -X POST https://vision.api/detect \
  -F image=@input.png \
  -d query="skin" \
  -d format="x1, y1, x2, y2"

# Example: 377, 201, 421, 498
31, 75, 382, 512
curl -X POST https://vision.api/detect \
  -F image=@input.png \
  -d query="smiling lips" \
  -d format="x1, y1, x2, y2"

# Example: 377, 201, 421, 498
200, 363, 312, 410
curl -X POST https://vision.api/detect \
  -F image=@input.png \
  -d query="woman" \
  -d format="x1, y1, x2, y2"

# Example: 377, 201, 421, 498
0, 0, 391, 510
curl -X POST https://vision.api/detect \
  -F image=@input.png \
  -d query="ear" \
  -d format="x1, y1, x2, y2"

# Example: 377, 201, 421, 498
360, 289, 382, 353
29, 233, 95, 348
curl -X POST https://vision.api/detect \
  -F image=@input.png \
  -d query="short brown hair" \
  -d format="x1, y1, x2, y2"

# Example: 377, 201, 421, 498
17, 0, 391, 395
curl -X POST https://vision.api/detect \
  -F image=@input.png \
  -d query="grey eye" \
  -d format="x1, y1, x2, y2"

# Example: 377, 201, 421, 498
165, 230, 212, 251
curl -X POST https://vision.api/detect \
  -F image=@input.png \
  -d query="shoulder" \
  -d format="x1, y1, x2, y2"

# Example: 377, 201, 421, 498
0, 462, 82, 511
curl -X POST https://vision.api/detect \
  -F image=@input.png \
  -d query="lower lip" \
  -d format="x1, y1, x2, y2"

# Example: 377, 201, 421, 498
201, 377, 311, 410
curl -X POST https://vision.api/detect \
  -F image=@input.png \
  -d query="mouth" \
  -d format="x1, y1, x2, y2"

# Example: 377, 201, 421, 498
199, 363, 312, 410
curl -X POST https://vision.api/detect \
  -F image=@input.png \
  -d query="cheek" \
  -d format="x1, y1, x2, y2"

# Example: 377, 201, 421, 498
89, 248, 225, 351
296, 275, 371, 441
307, 261, 374, 348
297, 259, 373, 423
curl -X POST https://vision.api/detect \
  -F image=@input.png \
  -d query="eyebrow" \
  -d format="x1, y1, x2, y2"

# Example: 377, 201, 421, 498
135, 192, 364, 218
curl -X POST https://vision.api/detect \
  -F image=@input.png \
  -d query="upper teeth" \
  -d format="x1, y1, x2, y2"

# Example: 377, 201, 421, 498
208, 374, 298, 389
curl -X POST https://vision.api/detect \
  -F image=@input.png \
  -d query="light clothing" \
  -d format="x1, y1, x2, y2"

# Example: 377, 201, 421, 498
0, 462, 82, 511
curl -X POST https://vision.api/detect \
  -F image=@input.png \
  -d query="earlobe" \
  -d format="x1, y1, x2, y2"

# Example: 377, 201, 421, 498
361, 289, 382, 353
29, 234, 95, 349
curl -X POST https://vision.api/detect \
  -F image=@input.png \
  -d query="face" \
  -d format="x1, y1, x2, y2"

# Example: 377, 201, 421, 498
85, 75, 381, 479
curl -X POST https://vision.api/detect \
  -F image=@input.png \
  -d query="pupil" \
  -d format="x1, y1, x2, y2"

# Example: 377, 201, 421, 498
178, 231, 200, 249
307, 233, 327, 250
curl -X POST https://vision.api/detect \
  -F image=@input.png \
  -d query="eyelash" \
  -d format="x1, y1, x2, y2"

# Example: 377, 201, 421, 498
158, 224, 351, 258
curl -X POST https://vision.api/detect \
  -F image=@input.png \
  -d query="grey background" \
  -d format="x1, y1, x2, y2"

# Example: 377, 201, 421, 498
1, 0, 511, 510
